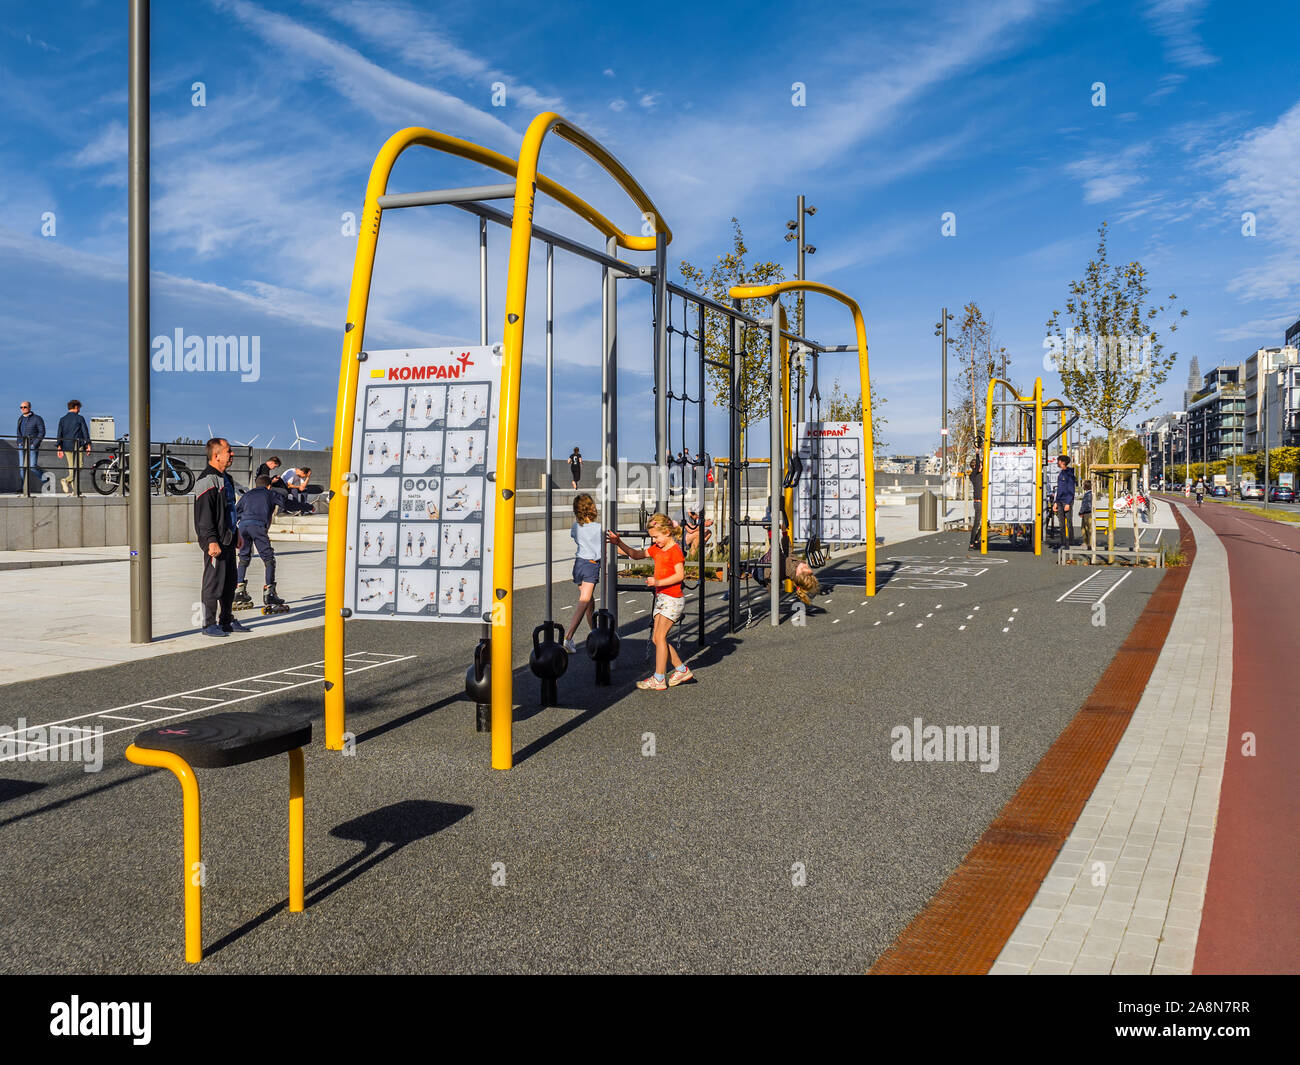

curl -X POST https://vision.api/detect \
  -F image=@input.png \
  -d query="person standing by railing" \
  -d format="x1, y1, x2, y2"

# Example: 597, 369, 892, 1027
16, 400, 45, 493
55, 399, 91, 495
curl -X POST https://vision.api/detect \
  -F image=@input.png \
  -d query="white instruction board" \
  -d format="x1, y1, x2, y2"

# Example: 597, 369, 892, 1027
343, 345, 501, 622
794, 421, 866, 543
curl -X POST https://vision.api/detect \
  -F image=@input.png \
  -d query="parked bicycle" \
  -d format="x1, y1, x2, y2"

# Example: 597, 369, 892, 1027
1113, 491, 1157, 518
91, 447, 194, 495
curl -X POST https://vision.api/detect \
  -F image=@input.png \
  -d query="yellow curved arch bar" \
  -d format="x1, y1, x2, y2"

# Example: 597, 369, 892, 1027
725, 280, 876, 597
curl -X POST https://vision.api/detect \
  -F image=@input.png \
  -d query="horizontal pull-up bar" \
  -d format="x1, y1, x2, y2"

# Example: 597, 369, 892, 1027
377, 183, 517, 209
452, 199, 828, 349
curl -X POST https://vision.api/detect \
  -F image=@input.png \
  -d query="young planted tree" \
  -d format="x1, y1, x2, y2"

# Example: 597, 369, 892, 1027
1047, 222, 1187, 462
680, 219, 785, 460
822, 376, 888, 450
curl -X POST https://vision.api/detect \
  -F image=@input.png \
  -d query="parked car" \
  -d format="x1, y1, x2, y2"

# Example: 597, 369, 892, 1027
1210, 485, 1229, 497
1241, 483, 1265, 500
1269, 485, 1296, 503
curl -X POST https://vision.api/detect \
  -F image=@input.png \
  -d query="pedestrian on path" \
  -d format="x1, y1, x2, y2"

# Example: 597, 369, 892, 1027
1079, 480, 1093, 545
55, 399, 91, 495
194, 437, 248, 637
15, 400, 45, 493
569, 446, 582, 489
1053, 454, 1076, 547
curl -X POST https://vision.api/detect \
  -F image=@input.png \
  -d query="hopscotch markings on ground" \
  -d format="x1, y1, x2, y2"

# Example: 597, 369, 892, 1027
1056, 570, 1130, 604
0, 652, 413, 761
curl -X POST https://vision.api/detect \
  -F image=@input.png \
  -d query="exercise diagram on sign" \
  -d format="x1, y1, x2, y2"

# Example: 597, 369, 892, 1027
795, 421, 866, 544
344, 347, 499, 623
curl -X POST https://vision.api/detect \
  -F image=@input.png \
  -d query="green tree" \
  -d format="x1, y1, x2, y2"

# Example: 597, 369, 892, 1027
1047, 222, 1187, 462
680, 219, 786, 459
1119, 438, 1147, 466
822, 377, 887, 449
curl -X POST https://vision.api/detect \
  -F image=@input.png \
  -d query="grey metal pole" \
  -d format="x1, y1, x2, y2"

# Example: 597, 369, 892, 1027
478, 217, 490, 653
728, 299, 741, 633
941, 307, 948, 524
545, 243, 554, 623
653, 231, 669, 514
697, 298, 706, 646
128, 0, 152, 644
796, 195, 806, 429
769, 297, 782, 627
601, 235, 619, 615
1264, 381, 1270, 509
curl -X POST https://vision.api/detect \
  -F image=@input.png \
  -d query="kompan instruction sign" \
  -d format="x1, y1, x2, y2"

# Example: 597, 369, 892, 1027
344, 346, 501, 623
987, 445, 1038, 525
794, 421, 866, 544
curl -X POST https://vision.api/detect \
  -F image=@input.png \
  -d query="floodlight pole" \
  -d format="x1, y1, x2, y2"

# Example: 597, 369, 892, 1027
128, 0, 153, 644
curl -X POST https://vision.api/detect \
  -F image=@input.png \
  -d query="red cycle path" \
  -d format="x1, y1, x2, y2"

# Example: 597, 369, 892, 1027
1190, 501, 1300, 974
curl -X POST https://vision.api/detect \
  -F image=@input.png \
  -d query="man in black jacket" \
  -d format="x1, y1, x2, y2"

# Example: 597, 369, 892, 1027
1053, 455, 1077, 547
16, 400, 45, 493
55, 400, 91, 495
194, 438, 249, 636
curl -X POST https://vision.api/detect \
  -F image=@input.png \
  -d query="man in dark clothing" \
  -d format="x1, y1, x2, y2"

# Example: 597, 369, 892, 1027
968, 452, 983, 549
194, 438, 249, 636
1053, 454, 1077, 547
16, 400, 45, 493
55, 400, 92, 495
233, 475, 288, 613
254, 454, 284, 487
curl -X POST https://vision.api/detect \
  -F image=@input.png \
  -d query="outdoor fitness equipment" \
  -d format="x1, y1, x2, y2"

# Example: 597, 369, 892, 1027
979, 377, 1044, 555
323, 112, 875, 770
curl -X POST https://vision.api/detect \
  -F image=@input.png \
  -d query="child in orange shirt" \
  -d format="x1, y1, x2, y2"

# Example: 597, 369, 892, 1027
608, 513, 692, 690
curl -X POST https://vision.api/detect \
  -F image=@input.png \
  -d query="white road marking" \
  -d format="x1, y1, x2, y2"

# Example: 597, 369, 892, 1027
833, 619, 840, 624
1057, 571, 1101, 602
1002, 627, 1010, 632
1, 653, 414, 761
959, 624, 966, 631
97, 714, 147, 722
1095, 571, 1131, 604
848, 609, 855, 614
916, 623, 923, 628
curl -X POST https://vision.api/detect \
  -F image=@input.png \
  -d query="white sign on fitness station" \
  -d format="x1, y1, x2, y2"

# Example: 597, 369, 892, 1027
343, 346, 501, 623
987, 445, 1038, 525
794, 421, 867, 544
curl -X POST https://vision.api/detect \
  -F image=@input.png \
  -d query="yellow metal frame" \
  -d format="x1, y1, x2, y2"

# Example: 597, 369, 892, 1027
125, 744, 305, 964
322, 116, 671, 760
980, 377, 1043, 556
726, 280, 877, 597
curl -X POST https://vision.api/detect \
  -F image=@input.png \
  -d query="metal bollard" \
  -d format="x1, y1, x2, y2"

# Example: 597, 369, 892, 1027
918, 489, 938, 531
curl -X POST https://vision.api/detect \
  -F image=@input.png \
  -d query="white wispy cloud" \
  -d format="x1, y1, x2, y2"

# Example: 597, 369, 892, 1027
1067, 144, 1152, 203
1143, 0, 1218, 69
1212, 100, 1300, 302
210, 0, 523, 152
307, 0, 563, 113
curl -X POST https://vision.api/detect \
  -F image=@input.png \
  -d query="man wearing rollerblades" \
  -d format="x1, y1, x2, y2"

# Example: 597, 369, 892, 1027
232, 475, 291, 616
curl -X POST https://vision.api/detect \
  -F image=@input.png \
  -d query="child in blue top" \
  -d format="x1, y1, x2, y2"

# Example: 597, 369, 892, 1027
564, 493, 602, 652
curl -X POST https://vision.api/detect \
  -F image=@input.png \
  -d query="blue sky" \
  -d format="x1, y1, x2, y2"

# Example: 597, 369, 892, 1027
3, 0, 1299, 460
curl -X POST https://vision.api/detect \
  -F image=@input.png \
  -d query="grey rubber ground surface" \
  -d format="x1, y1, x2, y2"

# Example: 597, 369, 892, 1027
0, 531, 1161, 973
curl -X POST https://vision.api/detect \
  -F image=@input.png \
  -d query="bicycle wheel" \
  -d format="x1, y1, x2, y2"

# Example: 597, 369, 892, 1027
91, 459, 122, 495
166, 461, 194, 495
1147, 497, 1158, 516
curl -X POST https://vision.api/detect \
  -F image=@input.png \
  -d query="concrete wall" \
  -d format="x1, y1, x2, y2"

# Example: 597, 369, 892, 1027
0, 496, 194, 551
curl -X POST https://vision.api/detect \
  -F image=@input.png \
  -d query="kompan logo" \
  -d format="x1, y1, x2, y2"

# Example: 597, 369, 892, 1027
50, 996, 151, 1045
152, 327, 261, 382
890, 716, 1000, 773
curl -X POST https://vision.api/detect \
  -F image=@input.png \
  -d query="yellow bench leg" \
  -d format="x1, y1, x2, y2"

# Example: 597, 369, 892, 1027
288, 747, 304, 912
125, 743, 203, 963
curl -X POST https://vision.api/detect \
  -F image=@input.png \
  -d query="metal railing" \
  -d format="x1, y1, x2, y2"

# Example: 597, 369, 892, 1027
0, 437, 258, 499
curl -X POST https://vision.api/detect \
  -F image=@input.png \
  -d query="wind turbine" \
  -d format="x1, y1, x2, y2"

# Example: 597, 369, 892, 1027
233, 434, 260, 448
290, 420, 317, 450
264, 435, 276, 449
